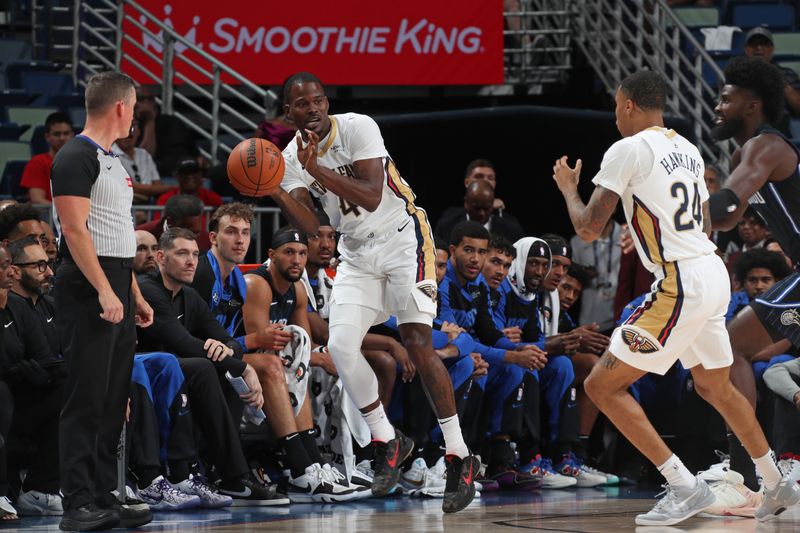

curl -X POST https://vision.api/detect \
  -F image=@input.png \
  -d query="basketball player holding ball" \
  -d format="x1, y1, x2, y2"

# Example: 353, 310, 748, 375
267, 72, 478, 513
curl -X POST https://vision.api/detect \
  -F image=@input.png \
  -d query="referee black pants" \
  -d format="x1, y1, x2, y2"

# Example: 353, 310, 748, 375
55, 259, 136, 511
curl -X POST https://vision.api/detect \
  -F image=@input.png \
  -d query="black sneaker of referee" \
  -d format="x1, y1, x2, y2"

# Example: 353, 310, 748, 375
95, 491, 152, 528
372, 429, 414, 497
443, 454, 480, 513
59, 503, 119, 532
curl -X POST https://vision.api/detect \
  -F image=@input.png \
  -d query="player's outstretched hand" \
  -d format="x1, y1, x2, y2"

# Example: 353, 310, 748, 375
297, 130, 320, 173
552, 156, 582, 193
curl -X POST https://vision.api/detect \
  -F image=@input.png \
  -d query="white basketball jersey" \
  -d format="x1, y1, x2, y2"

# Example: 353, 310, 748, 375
281, 113, 416, 240
592, 127, 716, 273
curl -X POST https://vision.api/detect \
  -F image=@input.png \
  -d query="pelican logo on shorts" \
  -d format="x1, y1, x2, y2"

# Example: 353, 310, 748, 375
309, 180, 328, 195
621, 328, 658, 354
418, 281, 438, 303
780, 309, 800, 328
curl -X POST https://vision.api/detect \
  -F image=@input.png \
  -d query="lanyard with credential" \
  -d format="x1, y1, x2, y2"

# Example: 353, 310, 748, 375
592, 223, 616, 276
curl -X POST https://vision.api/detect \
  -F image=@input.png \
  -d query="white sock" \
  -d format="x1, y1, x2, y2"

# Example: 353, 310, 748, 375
438, 415, 469, 459
753, 450, 781, 491
657, 454, 696, 489
362, 404, 395, 443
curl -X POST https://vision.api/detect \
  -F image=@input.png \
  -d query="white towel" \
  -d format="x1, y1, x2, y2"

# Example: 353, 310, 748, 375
278, 324, 312, 416
700, 26, 742, 51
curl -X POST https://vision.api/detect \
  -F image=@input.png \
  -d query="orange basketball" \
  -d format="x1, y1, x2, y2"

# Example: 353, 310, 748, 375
226, 138, 285, 197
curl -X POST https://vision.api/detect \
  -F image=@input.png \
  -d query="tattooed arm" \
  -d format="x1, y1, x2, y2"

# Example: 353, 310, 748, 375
598, 352, 620, 370
702, 200, 712, 238
553, 156, 620, 242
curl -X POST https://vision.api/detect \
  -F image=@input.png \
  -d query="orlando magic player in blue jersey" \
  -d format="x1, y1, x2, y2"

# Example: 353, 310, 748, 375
708, 56, 800, 517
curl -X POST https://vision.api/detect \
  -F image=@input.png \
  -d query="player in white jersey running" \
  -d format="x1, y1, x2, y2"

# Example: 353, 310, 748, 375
552, 71, 799, 526
268, 72, 478, 513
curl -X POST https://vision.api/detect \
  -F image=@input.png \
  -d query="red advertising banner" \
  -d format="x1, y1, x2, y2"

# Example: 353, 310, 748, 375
121, 0, 504, 86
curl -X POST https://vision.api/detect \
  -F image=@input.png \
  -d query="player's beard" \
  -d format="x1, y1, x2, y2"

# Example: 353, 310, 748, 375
710, 116, 744, 141
279, 266, 302, 283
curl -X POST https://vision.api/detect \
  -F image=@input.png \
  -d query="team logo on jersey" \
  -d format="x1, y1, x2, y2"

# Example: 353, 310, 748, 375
417, 281, 438, 303
309, 180, 327, 195
621, 328, 659, 353
780, 309, 800, 328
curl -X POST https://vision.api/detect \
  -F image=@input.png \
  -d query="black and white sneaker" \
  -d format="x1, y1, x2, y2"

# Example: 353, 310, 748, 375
325, 464, 372, 499
219, 472, 290, 507
98, 489, 152, 528
288, 463, 359, 503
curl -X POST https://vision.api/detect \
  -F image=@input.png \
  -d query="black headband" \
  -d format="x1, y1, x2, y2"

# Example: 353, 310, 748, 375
271, 228, 308, 249
529, 241, 550, 259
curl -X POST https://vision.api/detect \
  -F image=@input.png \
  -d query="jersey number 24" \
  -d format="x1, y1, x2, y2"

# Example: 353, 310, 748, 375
671, 182, 702, 231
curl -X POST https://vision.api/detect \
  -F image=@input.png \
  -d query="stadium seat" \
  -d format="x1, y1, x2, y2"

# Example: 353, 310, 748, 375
48, 92, 84, 109
0, 159, 28, 198
0, 89, 33, 118
0, 123, 27, 140
30, 125, 48, 155
673, 7, 720, 28
68, 106, 87, 129
732, 4, 796, 30
4, 61, 61, 88
773, 32, 800, 58
0, 39, 33, 62
0, 141, 31, 178
21, 71, 73, 100
6, 107, 58, 142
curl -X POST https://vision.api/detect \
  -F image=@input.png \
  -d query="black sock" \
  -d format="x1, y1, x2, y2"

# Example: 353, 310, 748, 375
137, 466, 162, 490
574, 436, 590, 459
166, 461, 190, 484
300, 428, 326, 466
728, 432, 759, 491
280, 432, 313, 478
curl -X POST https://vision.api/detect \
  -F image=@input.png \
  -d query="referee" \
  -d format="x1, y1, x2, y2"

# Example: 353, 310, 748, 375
52, 72, 154, 531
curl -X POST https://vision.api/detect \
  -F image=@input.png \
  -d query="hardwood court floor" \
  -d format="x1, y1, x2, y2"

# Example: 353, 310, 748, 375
6, 487, 800, 532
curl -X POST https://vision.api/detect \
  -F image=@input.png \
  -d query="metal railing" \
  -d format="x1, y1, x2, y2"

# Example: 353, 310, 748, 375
34, 204, 283, 264
70, 0, 279, 164
573, 0, 733, 169
504, 0, 574, 88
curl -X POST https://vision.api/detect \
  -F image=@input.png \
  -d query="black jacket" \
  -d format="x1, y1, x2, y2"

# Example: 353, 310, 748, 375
434, 207, 525, 243
136, 269, 246, 376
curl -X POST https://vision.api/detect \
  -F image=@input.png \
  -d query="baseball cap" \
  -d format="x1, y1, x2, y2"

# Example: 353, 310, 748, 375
176, 159, 200, 175
746, 26, 773, 46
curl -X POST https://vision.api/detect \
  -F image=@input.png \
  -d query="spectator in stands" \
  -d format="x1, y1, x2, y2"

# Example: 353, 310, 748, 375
726, 248, 794, 381
724, 207, 769, 275
136, 194, 211, 252
112, 120, 171, 205
435, 237, 449, 285
133, 230, 158, 275
435, 180, 524, 243
766, 237, 794, 270
155, 159, 222, 223
135, 87, 207, 176
20, 112, 73, 205
0, 203, 45, 245
40, 221, 57, 263
9, 236, 58, 356
135, 227, 285, 505
2, 239, 63, 516
570, 219, 621, 334
763, 359, 800, 456
744, 26, 800, 136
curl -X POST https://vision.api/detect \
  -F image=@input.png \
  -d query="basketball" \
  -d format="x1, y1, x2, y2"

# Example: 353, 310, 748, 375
226, 138, 285, 197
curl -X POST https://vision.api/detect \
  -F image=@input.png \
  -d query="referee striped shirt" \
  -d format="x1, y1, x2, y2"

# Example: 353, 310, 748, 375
51, 135, 136, 259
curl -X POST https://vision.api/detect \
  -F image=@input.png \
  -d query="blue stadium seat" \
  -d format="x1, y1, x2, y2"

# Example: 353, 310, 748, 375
0, 90, 32, 119
5, 61, 60, 88
21, 71, 73, 99
732, 4, 796, 30
0, 160, 28, 199
47, 92, 84, 109
0, 123, 27, 140
0, 39, 32, 62
68, 106, 86, 129
0, 141, 31, 178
